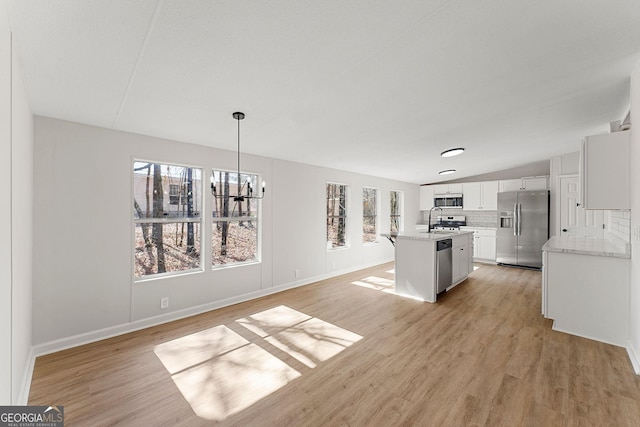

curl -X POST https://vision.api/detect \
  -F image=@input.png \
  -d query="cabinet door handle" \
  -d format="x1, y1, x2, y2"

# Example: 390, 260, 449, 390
562, 229, 568, 232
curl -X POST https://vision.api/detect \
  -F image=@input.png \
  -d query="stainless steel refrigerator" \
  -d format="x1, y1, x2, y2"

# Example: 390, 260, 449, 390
496, 190, 549, 268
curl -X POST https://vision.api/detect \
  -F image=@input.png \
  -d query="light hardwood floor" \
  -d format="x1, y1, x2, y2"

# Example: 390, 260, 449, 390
29, 263, 640, 426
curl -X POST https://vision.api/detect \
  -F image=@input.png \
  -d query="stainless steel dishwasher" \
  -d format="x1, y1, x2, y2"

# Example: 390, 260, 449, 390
436, 238, 453, 294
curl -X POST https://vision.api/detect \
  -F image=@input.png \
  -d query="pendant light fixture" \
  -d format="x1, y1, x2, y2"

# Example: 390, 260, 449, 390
438, 169, 456, 175
210, 112, 265, 201
440, 147, 465, 157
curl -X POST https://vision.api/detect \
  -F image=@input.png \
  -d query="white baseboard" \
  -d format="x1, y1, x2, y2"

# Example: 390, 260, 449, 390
16, 347, 35, 405
550, 323, 627, 348
627, 341, 640, 375
33, 258, 393, 357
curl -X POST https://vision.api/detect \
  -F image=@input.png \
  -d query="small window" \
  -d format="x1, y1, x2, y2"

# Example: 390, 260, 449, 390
327, 183, 348, 248
390, 190, 403, 234
133, 162, 202, 279
169, 183, 189, 205
363, 187, 378, 243
211, 170, 260, 267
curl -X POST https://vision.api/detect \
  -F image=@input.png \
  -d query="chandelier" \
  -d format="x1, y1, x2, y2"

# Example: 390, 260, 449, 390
210, 112, 265, 202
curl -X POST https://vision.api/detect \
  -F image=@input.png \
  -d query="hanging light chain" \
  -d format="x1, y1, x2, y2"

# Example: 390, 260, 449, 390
211, 111, 264, 201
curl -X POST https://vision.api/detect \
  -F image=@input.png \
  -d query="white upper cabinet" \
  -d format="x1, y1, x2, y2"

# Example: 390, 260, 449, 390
463, 182, 482, 210
463, 181, 498, 210
499, 176, 548, 192
499, 179, 522, 192
419, 185, 434, 210
580, 131, 629, 210
482, 181, 499, 210
522, 176, 548, 190
432, 183, 462, 194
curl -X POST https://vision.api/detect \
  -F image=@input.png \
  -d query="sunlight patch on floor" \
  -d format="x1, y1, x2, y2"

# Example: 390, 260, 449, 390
351, 275, 395, 294
237, 306, 363, 368
170, 343, 300, 421
154, 325, 248, 375
154, 305, 362, 421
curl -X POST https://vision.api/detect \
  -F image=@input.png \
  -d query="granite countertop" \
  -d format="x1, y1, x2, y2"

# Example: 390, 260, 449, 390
542, 236, 631, 259
394, 230, 474, 241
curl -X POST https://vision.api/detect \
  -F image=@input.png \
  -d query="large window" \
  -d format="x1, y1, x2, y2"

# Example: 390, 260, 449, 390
390, 190, 403, 234
133, 162, 202, 279
211, 170, 259, 267
363, 187, 378, 243
327, 183, 348, 248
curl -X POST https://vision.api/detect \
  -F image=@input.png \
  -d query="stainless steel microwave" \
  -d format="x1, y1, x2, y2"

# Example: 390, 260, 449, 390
434, 194, 463, 209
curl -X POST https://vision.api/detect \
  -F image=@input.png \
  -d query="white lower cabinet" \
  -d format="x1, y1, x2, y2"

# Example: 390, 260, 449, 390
543, 249, 629, 347
460, 227, 496, 262
475, 232, 496, 261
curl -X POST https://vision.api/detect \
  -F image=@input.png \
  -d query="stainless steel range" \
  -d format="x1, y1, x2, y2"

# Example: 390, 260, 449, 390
432, 215, 466, 231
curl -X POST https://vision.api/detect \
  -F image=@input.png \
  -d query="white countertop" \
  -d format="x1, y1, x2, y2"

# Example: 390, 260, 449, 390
395, 230, 474, 241
459, 226, 497, 231
542, 236, 631, 259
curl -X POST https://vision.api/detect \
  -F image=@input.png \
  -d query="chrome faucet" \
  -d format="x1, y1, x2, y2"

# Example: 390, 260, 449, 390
428, 206, 443, 232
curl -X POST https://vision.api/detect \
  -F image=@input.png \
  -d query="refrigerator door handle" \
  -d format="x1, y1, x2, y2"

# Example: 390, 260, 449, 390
513, 203, 518, 236
516, 203, 522, 236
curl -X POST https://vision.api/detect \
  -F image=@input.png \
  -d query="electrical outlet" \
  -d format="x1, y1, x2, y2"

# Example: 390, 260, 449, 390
160, 297, 169, 309
295, 269, 300, 278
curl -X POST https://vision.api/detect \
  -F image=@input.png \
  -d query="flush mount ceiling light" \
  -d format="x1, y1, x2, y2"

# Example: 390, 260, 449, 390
210, 112, 265, 202
439, 169, 456, 175
440, 147, 465, 157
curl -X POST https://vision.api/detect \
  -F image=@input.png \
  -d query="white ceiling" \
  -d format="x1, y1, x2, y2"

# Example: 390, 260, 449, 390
5, 0, 640, 184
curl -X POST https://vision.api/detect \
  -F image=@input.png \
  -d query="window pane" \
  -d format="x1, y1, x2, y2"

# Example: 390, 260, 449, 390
211, 169, 261, 267
212, 220, 258, 265
134, 222, 201, 277
363, 187, 377, 243
327, 217, 347, 247
390, 191, 402, 233
363, 216, 377, 243
134, 162, 202, 219
327, 183, 347, 248
133, 161, 203, 280
211, 170, 259, 216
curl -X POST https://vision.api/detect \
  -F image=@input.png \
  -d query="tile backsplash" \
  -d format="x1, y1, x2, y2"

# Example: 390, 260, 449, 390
607, 210, 630, 243
418, 209, 497, 228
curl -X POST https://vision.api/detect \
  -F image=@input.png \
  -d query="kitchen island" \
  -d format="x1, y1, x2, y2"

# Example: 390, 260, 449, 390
394, 230, 474, 302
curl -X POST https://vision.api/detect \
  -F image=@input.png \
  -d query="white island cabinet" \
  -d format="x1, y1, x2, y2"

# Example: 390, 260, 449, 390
542, 236, 630, 347
394, 231, 474, 302
452, 233, 473, 285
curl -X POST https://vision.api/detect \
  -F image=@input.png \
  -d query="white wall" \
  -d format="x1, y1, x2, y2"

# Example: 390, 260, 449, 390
0, 0, 12, 405
629, 60, 640, 373
11, 43, 33, 404
32, 117, 418, 349
0, 0, 34, 404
